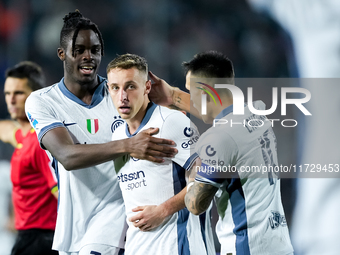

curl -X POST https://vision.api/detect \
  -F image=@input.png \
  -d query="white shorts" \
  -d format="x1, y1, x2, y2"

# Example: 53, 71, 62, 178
58, 244, 124, 255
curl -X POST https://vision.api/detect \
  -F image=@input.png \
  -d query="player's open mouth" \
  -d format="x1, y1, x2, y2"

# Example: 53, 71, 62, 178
79, 66, 95, 74
119, 106, 130, 114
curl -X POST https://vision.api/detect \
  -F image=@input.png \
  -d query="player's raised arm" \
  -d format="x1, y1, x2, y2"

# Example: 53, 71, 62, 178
148, 71, 201, 118
41, 126, 177, 170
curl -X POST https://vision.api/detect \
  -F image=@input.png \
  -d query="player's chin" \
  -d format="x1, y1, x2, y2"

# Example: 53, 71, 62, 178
202, 115, 214, 124
78, 74, 97, 84
118, 112, 130, 119
10, 114, 18, 120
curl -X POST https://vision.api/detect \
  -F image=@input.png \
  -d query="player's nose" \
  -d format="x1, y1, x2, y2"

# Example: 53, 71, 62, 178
119, 89, 128, 101
7, 93, 16, 104
82, 49, 93, 61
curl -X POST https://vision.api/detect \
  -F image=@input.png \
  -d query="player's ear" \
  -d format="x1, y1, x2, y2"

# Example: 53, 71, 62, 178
58, 48, 65, 61
145, 80, 151, 95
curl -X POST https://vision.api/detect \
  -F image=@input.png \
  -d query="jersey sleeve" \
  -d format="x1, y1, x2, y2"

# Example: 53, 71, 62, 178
32, 139, 58, 191
159, 111, 200, 170
195, 130, 238, 185
25, 91, 64, 148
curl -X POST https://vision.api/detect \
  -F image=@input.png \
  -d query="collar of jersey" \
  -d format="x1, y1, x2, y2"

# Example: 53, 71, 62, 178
58, 75, 106, 109
125, 102, 157, 137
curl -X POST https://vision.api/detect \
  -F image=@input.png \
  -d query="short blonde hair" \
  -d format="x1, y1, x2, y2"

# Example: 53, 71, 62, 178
107, 53, 148, 75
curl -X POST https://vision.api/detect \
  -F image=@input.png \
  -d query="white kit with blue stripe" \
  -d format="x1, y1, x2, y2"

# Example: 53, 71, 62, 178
195, 101, 294, 255
112, 102, 215, 255
25, 76, 127, 252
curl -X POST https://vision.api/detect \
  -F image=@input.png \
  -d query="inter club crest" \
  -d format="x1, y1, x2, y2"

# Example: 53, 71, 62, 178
87, 119, 99, 134
111, 116, 124, 133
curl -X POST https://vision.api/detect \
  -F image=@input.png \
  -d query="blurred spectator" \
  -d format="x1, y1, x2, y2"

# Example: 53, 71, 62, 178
1, 61, 58, 255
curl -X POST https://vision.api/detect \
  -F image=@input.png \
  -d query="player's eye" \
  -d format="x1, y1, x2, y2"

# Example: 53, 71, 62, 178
74, 48, 84, 54
92, 48, 101, 54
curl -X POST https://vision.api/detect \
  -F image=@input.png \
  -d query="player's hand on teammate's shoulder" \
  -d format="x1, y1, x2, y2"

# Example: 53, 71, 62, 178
128, 127, 177, 163
148, 71, 177, 107
129, 205, 170, 232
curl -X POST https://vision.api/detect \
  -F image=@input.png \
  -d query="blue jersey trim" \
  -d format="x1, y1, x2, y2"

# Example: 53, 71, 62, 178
172, 162, 187, 194
194, 177, 213, 185
216, 104, 248, 119
196, 162, 226, 184
38, 122, 64, 149
58, 75, 107, 109
183, 152, 199, 170
195, 175, 222, 189
227, 178, 251, 255
51, 157, 60, 210
172, 162, 190, 255
125, 102, 157, 137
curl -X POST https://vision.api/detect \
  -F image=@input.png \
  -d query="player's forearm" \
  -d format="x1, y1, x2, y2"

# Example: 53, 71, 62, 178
42, 126, 177, 170
159, 187, 186, 217
43, 131, 129, 171
51, 140, 128, 170
171, 88, 201, 118
185, 182, 217, 215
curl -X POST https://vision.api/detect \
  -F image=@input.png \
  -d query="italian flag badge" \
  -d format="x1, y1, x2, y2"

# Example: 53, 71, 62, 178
87, 119, 99, 134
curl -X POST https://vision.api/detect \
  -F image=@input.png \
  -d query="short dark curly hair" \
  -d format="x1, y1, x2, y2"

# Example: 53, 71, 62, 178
182, 50, 234, 79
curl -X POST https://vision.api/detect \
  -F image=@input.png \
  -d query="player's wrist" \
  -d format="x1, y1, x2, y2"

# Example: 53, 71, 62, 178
171, 87, 180, 108
158, 203, 171, 218
120, 138, 133, 155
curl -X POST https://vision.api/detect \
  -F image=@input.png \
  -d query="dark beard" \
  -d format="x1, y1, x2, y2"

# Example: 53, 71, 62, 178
64, 57, 76, 82
64, 58, 97, 86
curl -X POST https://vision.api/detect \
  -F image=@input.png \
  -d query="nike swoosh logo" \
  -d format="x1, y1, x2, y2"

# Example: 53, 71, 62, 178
63, 121, 77, 127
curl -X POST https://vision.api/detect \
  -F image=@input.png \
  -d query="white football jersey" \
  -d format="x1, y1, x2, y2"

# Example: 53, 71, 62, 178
112, 103, 215, 255
195, 101, 294, 255
25, 76, 127, 252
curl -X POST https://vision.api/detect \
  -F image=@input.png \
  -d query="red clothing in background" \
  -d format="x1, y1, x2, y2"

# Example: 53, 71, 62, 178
11, 128, 57, 230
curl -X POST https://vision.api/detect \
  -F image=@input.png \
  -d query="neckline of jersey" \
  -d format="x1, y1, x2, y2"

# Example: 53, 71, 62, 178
125, 102, 157, 137
58, 75, 106, 109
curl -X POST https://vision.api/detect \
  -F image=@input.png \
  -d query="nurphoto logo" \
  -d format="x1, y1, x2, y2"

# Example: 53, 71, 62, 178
198, 82, 312, 128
